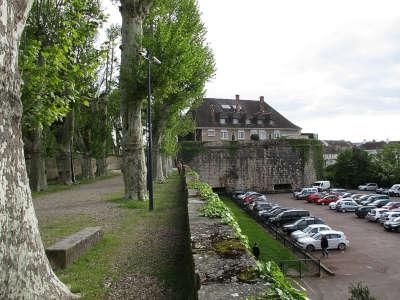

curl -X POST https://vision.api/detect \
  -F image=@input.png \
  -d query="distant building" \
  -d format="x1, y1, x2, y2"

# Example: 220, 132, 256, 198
322, 140, 353, 167
189, 95, 303, 142
358, 141, 387, 155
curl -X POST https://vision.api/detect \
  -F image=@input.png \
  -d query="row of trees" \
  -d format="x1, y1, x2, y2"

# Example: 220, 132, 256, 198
1, 0, 214, 297
325, 143, 400, 188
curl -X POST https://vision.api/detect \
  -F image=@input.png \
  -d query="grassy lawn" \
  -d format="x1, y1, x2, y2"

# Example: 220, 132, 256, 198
220, 195, 298, 263
32, 172, 120, 198
39, 172, 194, 299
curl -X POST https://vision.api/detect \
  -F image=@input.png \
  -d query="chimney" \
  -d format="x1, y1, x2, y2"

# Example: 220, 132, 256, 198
235, 94, 240, 112
259, 96, 265, 112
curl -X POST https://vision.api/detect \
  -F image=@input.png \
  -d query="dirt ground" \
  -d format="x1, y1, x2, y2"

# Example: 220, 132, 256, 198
33, 174, 194, 300
268, 192, 400, 300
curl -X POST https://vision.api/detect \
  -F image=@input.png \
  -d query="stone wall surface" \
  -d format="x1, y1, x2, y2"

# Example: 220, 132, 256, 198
185, 175, 269, 299
184, 141, 318, 192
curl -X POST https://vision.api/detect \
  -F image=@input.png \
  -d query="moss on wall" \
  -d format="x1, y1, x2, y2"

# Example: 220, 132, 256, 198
178, 141, 207, 163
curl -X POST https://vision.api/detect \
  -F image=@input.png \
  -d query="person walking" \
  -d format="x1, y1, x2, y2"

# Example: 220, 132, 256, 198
252, 242, 260, 260
321, 234, 329, 258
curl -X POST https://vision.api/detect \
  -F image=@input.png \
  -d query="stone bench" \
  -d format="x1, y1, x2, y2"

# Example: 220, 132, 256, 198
45, 226, 103, 269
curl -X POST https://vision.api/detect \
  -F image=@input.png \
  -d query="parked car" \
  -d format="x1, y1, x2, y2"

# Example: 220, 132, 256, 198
369, 199, 391, 208
384, 217, 400, 232
290, 224, 331, 240
360, 195, 388, 206
269, 209, 310, 226
316, 195, 339, 205
358, 183, 378, 191
382, 202, 400, 210
258, 207, 288, 222
378, 211, 400, 224
376, 187, 390, 195
388, 184, 400, 197
312, 180, 331, 191
282, 217, 325, 233
293, 188, 318, 200
305, 192, 326, 203
351, 194, 365, 202
336, 200, 359, 212
355, 194, 372, 204
340, 192, 354, 199
250, 201, 273, 213
296, 230, 349, 251
329, 198, 352, 210
355, 205, 375, 218
232, 191, 246, 200
366, 208, 389, 222
329, 188, 347, 194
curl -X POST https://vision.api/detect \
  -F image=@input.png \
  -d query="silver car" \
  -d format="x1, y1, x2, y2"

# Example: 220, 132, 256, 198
291, 224, 331, 241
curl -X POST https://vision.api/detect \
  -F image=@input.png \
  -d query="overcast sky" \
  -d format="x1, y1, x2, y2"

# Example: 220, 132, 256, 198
102, 0, 400, 142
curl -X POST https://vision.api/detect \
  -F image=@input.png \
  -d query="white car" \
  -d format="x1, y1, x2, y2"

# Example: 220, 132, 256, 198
378, 211, 400, 224
366, 208, 389, 222
290, 224, 331, 241
329, 198, 352, 210
358, 183, 378, 191
296, 230, 349, 252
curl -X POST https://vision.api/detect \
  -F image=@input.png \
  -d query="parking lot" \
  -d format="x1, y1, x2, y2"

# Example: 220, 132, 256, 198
269, 192, 400, 300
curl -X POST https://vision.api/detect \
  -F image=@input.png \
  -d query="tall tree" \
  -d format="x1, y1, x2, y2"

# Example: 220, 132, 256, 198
119, 0, 153, 199
0, 0, 75, 298
143, 0, 215, 180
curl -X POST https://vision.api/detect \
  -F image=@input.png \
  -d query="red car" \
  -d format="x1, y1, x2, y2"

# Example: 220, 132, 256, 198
306, 193, 324, 203
316, 195, 339, 205
382, 202, 400, 210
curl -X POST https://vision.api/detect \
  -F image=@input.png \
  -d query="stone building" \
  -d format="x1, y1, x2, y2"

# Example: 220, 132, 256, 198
190, 95, 302, 142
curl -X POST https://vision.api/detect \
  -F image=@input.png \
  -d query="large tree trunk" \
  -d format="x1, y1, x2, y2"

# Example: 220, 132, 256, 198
56, 108, 75, 185
96, 157, 107, 177
152, 130, 165, 181
29, 124, 48, 191
119, 0, 153, 200
81, 154, 95, 179
0, 1, 75, 298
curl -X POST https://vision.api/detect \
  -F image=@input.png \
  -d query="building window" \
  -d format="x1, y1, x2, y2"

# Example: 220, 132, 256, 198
238, 130, 245, 140
250, 129, 258, 136
220, 118, 226, 124
207, 129, 215, 137
273, 130, 281, 139
220, 130, 228, 140
257, 119, 263, 125
233, 118, 239, 124
245, 119, 251, 125
259, 130, 267, 140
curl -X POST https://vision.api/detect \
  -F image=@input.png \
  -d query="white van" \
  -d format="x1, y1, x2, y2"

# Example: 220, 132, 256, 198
312, 181, 331, 191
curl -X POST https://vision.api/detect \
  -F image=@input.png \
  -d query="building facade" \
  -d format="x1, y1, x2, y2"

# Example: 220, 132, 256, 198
190, 95, 302, 142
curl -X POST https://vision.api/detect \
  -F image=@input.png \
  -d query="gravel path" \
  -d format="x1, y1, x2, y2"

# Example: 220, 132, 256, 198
33, 176, 124, 231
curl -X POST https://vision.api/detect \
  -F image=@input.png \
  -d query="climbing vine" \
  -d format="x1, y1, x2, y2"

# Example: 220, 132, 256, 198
178, 141, 207, 162
287, 139, 324, 179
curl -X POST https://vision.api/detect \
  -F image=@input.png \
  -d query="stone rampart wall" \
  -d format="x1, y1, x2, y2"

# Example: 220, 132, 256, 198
183, 141, 318, 192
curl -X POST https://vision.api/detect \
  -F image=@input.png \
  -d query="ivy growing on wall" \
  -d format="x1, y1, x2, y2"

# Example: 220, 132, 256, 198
178, 141, 207, 162
287, 139, 324, 179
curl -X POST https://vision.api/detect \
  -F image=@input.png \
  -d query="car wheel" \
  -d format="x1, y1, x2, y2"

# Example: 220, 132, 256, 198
342, 208, 346, 213
338, 243, 346, 250
306, 245, 315, 252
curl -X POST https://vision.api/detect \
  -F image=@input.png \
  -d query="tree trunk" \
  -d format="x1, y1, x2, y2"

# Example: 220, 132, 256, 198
81, 154, 95, 179
152, 130, 164, 181
119, 0, 153, 200
29, 124, 48, 191
96, 157, 107, 177
0, 1, 75, 298
56, 108, 75, 185
162, 153, 169, 178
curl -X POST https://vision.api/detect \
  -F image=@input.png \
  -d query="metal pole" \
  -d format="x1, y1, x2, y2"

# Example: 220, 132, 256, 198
147, 56, 154, 211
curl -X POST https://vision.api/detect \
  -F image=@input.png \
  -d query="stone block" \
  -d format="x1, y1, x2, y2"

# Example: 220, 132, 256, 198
46, 226, 103, 269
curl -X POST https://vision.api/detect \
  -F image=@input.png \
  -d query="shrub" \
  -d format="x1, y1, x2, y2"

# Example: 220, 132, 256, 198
250, 134, 259, 141
348, 282, 377, 300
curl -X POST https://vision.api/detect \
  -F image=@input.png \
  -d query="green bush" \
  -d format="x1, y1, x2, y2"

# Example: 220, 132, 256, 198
250, 134, 260, 141
348, 282, 377, 300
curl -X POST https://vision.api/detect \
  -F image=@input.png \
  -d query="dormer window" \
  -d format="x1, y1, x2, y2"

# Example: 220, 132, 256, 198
257, 119, 263, 125
245, 119, 251, 125
233, 118, 239, 125
220, 118, 226, 124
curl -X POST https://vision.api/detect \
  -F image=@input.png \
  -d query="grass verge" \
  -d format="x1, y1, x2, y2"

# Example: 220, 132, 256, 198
38, 171, 194, 300
220, 195, 297, 263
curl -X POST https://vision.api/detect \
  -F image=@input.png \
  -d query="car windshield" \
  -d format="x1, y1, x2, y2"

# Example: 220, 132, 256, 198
303, 227, 313, 233
393, 217, 400, 222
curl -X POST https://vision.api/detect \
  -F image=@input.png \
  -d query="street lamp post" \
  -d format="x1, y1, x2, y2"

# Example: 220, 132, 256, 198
140, 48, 161, 211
